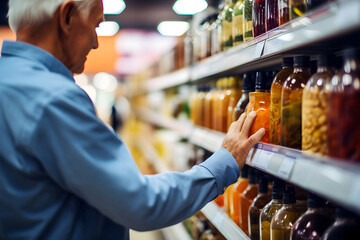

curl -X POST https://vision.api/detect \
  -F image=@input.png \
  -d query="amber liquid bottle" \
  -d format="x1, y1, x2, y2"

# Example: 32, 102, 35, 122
248, 175, 271, 240
328, 48, 360, 162
259, 179, 286, 240
270, 187, 303, 240
269, 57, 294, 145
240, 168, 258, 236
280, 56, 311, 149
253, 0, 266, 37
233, 73, 255, 121
230, 165, 249, 225
291, 193, 334, 240
246, 72, 271, 143
302, 53, 334, 155
204, 82, 216, 130
218, 78, 231, 133
227, 76, 243, 130
212, 79, 223, 131
278, 0, 290, 25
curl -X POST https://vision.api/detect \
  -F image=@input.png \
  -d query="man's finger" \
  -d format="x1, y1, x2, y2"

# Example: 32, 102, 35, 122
246, 128, 266, 149
229, 112, 246, 132
240, 111, 257, 136
236, 112, 246, 131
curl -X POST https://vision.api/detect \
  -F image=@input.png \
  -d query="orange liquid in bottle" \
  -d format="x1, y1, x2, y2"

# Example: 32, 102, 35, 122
230, 166, 249, 226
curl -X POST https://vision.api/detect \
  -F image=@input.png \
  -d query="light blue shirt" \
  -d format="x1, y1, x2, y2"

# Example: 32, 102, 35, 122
0, 41, 240, 239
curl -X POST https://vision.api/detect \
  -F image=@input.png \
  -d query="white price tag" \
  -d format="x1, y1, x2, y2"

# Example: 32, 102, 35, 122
255, 150, 273, 170
278, 157, 296, 179
212, 209, 225, 229
253, 40, 266, 59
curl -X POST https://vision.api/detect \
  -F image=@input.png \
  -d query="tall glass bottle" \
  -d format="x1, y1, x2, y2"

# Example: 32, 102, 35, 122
221, 0, 237, 51
266, 0, 279, 31
328, 48, 360, 162
322, 208, 360, 240
289, 0, 307, 20
232, 0, 245, 46
248, 176, 271, 240
246, 72, 271, 143
243, 0, 254, 41
270, 187, 303, 240
204, 82, 215, 129
227, 76, 243, 130
230, 166, 249, 226
302, 54, 334, 155
253, 0, 266, 37
195, 86, 207, 127
270, 57, 294, 145
291, 193, 334, 240
259, 179, 286, 240
212, 79, 223, 131
278, 0, 290, 25
240, 168, 258, 236
281, 56, 311, 149
218, 78, 231, 133
233, 73, 255, 121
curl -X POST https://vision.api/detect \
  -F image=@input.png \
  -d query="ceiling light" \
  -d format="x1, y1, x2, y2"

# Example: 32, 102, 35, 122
103, 0, 126, 15
173, 0, 208, 15
96, 21, 120, 36
157, 21, 190, 37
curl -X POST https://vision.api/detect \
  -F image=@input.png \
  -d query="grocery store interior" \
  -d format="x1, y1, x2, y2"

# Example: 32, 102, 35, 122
1, 0, 360, 239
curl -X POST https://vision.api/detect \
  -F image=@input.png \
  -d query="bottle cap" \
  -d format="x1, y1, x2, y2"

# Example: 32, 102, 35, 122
272, 179, 285, 200
343, 48, 360, 61
258, 175, 268, 194
294, 56, 311, 68
282, 57, 294, 67
283, 187, 296, 204
308, 193, 326, 208
255, 72, 269, 90
242, 73, 255, 91
318, 53, 335, 67
241, 165, 249, 178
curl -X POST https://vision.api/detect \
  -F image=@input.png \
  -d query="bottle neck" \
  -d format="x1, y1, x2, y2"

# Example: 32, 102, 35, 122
317, 66, 331, 73
294, 67, 311, 73
272, 198, 282, 204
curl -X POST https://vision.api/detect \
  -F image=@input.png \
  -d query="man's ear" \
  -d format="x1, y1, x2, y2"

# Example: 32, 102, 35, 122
59, 1, 77, 36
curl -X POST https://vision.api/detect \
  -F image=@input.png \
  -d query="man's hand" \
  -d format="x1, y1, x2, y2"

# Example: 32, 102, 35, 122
221, 111, 265, 169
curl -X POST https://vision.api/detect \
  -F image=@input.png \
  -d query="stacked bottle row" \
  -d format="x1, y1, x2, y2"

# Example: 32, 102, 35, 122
190, 48, 360, 162
192, 0, 330, 62
222, 166, 360, 240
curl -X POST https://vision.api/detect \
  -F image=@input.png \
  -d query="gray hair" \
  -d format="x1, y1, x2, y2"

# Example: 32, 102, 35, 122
8, 0, 97, 33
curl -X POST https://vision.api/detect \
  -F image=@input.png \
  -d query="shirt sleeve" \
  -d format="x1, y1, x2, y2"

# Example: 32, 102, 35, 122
28, 87, 240, 231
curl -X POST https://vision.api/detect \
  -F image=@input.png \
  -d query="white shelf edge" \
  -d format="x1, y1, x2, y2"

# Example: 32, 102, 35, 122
145, 68, 191, 92
201, 201, 250, 240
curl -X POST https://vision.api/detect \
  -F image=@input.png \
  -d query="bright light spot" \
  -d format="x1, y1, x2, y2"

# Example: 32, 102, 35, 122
157, 21, 190, 37
82, 85, 97, 103
103, 0, 126, 15
74, 74, 89, 86
173, 0, 208, 15
93, 72, 118, 92
96, 21, 120, 36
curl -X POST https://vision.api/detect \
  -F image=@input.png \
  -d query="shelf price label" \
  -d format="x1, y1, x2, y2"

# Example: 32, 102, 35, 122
253, 40, 266, 59
278, 157, 296, 179
255, 150, 273, 170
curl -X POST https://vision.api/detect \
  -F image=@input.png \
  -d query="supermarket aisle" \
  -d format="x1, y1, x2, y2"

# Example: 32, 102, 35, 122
130, 229, 164, 240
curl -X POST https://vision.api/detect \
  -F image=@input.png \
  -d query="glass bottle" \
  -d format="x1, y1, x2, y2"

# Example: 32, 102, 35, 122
221, 0, 237, 51
243, 0, 254, 41
218, 78, 231, 132
227, 76, 243, 130
289, 0, 307, 20
266, 0, 279, 31
200, 18, 211, 61
291, 193, 334, 240
240, 168, 258, 236
278, 0, 290, 25
259, 179, 286, 240
211, 18, 221, 56
253, 0, 266, 37
233, 73, 255, 121
232, 0, 245, 46
328, 48, 360, 162
246, 72, 271, 143
302, 54, 335, 155
270, 187, 303, 240
322, 208, 360, 240
204, 82, 215, 129
212, 79, 223, 131
230, 166, 249, 226
195, 86, 207, 127
270, 57, 294, 145
224, 184, 235, 217
248, 175, 271, 240
281, 56, 311, 149
190, 86, 198, 125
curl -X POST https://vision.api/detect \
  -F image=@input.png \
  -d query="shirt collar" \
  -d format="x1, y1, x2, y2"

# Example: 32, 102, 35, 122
1, 40, 74, 81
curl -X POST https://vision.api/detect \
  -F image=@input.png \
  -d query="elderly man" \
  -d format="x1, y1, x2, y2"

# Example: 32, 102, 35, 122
0, 0, 265, 239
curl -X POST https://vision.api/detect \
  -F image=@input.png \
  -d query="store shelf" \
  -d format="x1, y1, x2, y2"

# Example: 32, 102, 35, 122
202, 201, 250, 240
135, 109, 360, 213
145, 68, 191, 92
